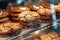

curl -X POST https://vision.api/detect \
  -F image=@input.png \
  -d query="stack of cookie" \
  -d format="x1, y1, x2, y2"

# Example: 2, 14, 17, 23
25, 2, 37, 11
54, 3, 60, 19
0, 22, 22, 37
7, 3, 30, 22
37, 8, 52, 23
36, 2, 52, 23
25, 2, 52, 23
18, 11, 41, 29
0, 9, 10, 23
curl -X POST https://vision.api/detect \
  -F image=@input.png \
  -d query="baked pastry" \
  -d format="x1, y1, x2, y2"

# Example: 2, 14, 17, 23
10, 6, 30, 21
18, 6, 30, 12
11, 17, 20, 21
40, 32, 60, 40
10, 13, 19, 17
37, 8, 52, 16
54, 5, 60, 12
37, 8, 45, 15
25, 2, 38, 11
0, 22, 22, 36
54, 4, 60, 19
6, 3, 20, 11
7, 3, 30, 12
9, 4, 30, 22
10, 13, 20, 22
10, 6, 30, 12
25, 32, 60, 40
0, 10, 10, 23
18, 11, 41, 29
38, 2, 50, 9
0, 17, 10, 23
37, 8, 52, 23
25, 2, 35, 8
0, 10, 9, 18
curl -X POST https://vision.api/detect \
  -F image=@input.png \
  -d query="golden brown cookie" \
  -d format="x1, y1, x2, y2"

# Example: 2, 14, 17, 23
40, 32, 60, 40
6, 3, 20, 10
54, 5, 60, 12
11, 17, 20, 21
18, 11, 40, 22
38, 2, 50, 9
54, 4, 60, 19
0, 17, 10, 23
25, 2, 39, 11
37, 8, 52, 23
41, 16, 52, 19
37, 8, 46, 15
18, 11, 41, 29
10, 6, 30, 12
0, 22, 22, 35
0, 11, 9, 18
37, 8, 52, 16
10, 13, 19, 17
25, 2, 35, 8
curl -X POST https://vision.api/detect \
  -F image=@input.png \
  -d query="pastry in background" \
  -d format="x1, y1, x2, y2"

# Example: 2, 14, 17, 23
54, 3, 60, 19
40, 32, 60, 40
38, 2, 50, 9
6, 3, 20, 12
7, 3, 30, 12
0, 10, 9, 18
37, 8, 52, 23
25, 32, 60, 40
25, 2, 39, 11
10, 6, 30, 12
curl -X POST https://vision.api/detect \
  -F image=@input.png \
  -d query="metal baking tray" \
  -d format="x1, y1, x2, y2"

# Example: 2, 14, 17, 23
8, 21, 60, 40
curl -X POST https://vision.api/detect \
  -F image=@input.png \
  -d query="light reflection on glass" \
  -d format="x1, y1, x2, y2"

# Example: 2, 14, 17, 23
34, 30, 40, 35
50, 3, 58, 29
16, 0, 23, 4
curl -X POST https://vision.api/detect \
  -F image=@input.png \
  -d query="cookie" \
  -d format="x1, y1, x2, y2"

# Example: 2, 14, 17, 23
0, 17, 10, 23
0, 22, 22, 35
18, 11, 41, 29
0, 11, 9, 18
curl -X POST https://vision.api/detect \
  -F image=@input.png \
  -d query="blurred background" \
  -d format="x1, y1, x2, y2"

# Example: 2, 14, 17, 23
0, 0, 59, 9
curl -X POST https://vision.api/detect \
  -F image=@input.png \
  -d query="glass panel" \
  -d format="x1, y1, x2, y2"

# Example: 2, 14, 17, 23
0, 0, 59, 40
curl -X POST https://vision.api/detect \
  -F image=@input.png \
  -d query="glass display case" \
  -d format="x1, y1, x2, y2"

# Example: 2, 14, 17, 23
0, 0, 60, 40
